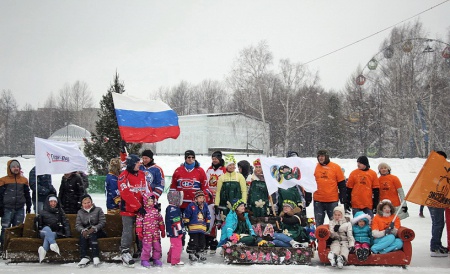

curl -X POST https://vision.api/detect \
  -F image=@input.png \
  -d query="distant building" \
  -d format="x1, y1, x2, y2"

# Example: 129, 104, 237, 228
155, 112, 270, 155
49, 124, 91, 151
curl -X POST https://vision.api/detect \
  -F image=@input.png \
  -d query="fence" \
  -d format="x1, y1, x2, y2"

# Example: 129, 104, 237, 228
87, 175, 172, 194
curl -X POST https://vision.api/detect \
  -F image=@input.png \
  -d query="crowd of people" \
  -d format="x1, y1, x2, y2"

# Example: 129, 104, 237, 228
0, 149, 449, 269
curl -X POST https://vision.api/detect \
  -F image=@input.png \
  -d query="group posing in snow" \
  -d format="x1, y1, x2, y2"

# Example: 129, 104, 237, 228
2, 148, 447, 269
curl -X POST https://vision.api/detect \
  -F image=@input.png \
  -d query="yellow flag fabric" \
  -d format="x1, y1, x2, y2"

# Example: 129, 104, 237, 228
405, 151, 450, 208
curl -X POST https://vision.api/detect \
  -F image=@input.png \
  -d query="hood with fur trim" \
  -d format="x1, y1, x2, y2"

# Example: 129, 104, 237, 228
377, 199, 395, 216
351, 211, 371, 225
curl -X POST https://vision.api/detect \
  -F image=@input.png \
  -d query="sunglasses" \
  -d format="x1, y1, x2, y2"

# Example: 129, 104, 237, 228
187, 156, 195, 159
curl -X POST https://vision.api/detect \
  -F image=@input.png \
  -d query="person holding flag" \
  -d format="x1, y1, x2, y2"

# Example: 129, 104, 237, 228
118, 154, 149, 267
370, 199, 403, 254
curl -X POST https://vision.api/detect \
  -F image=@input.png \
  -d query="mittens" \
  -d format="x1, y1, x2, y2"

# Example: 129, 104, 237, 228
333, 224, 341, 232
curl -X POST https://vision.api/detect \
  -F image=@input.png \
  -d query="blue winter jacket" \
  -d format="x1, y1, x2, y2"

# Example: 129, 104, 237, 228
352, 211, 372, 244
183, 201, 211, 234
219, 210, 255, 246
105, 173, 120, 210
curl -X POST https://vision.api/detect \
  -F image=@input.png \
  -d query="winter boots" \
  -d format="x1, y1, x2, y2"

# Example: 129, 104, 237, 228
78, 257, 90, 267
121, 250, 135, 267
153, 259, 163, 267
356, 247, 370, 261
141, 260, 151, 268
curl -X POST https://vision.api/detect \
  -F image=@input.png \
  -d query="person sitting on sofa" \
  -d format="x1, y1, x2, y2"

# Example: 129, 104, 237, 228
327, 205, 355, 269
75, 194, 106, 267
351, 211, 372, 261
371, 199, 403, 254
219, 198, 257, 247
272, 200, 309, 248
37, 194, 71, 263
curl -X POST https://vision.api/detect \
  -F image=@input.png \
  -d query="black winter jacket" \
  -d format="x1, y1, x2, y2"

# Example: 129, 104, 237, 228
38, 194, 71, 238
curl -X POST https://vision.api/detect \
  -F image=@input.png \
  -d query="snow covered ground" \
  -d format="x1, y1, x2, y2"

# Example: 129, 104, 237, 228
0, 155, 449, 273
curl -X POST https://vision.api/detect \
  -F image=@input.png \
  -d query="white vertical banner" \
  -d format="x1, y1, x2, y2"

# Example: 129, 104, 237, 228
35, 137, 88, 175
260, 157, 317, 195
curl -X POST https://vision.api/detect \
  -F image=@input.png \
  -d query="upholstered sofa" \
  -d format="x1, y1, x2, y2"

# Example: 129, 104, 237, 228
315, 224, 415, 267
3, 213, 127, 263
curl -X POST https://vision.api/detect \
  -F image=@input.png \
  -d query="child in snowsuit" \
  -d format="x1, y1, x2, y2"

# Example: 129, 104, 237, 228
75, 194, 106, 267
165, 191, 185, 266
328, 205, 355, 269
351, 211, 372, 261
184, 190, 211, 263
371, 199, 403, 254
136, 192, 165, 268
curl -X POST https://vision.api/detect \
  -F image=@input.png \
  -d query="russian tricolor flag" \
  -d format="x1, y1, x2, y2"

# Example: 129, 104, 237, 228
112, 92, 180, 143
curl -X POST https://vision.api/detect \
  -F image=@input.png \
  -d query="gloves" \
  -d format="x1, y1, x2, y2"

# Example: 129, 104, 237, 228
156, 203, 162, 212
214, 205, 220, 216
349, 246, 355, 254
385, 228, 392, 235
161, 230, 166, 238
82, 227, 95, 238
137, 232, 144, 241
26, 206, 31, 214
402, 206, 408, 213
138, 207, 147, 216
372, 208, 377, 214
333, 224, 340, 232
120, 140, 127, 153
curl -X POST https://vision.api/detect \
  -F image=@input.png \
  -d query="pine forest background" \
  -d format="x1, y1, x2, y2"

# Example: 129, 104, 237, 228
1, 22, 449, 164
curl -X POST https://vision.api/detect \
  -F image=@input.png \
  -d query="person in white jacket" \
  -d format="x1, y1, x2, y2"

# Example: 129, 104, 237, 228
327, 205, 355, 269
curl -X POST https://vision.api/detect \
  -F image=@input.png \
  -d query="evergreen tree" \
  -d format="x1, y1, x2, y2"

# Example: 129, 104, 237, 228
84, 73, 140, 174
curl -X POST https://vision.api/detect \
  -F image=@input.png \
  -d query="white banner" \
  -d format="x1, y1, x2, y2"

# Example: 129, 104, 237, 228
35, 137, 88, 175
260, 157, 317, 195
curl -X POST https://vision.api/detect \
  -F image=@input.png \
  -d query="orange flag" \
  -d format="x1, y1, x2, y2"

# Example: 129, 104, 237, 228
405, 151, 450, 208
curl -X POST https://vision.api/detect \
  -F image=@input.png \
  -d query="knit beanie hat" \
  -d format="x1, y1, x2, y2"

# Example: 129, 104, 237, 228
333, 205, 345, 216
48, 196, 58, 203
282, 200, 297, 210
253, 158, 261, 167
167, 191, 183, 206
225, 154, 236, 167
211, 151, 223, 160
357, 156, 370, 168
185, 150, 195, 159
194, 190, 205, 199
378, 162, 391, 172
287, 151, 299, 158
231, 198, 246, 211
142, 149, 154, 158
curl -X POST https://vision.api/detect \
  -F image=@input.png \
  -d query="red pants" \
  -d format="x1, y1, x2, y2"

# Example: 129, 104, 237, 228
167, 236, 182, 265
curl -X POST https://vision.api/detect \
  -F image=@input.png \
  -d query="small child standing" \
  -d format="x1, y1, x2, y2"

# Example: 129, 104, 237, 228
328, 206, 355, 269
351, 211, 372, 261
371, 199, 403, 254
135, 192, 165, 268
184, 190, 211, 263
165, 191, 185, 266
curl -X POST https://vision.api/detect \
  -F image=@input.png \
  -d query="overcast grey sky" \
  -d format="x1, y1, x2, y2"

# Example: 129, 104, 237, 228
1, 0, 449, 109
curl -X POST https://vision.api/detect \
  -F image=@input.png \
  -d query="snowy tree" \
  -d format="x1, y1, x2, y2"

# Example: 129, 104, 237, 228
83, 73, 141, 174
